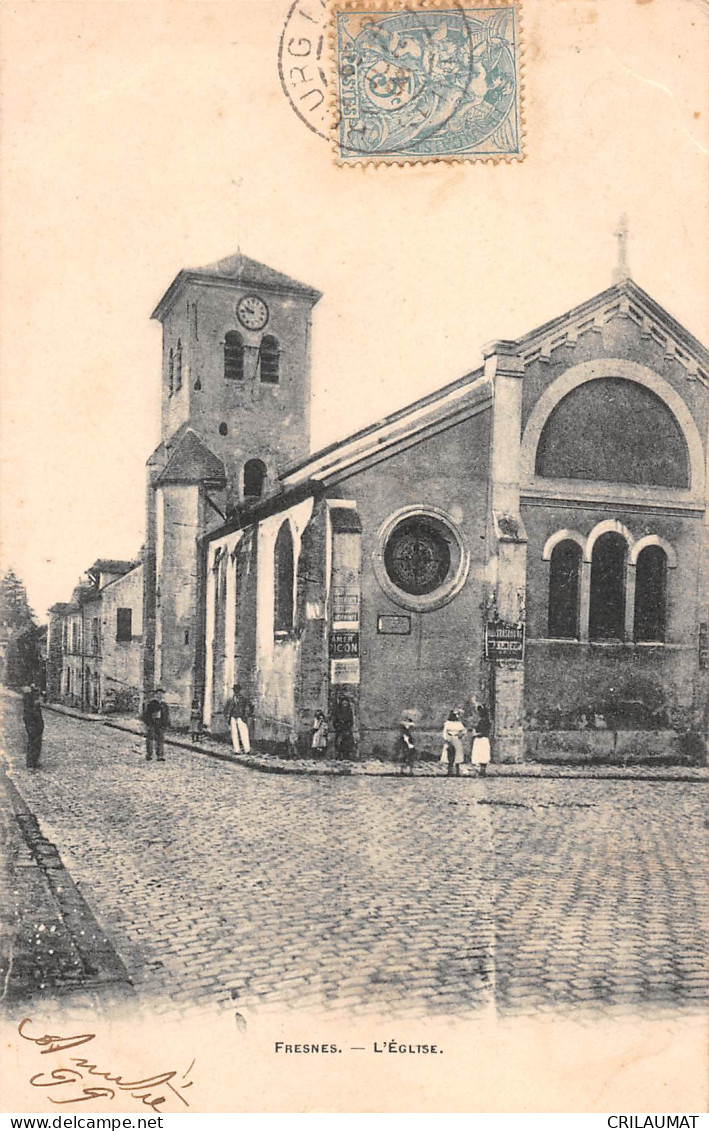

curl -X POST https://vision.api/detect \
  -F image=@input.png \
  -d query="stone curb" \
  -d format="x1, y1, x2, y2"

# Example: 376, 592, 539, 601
99, 718, 709, 782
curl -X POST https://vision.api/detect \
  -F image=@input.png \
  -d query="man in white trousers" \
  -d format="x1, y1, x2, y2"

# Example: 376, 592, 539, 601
224, 683, 253, 753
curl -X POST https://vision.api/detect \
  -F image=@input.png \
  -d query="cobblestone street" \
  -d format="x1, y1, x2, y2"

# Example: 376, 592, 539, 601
2, 698, 707, 1021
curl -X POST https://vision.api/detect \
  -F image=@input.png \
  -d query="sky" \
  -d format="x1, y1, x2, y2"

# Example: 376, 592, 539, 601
1, 0, 707, 621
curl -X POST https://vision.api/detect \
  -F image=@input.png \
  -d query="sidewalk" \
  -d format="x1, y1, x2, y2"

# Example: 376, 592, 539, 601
0, 760, 135, 1014
89, 712, 709, 782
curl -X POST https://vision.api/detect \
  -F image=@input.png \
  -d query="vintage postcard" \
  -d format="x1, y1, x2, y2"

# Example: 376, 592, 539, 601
0, 0, 707, 1117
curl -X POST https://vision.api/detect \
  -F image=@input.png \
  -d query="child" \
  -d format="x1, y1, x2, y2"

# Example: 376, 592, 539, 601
395, 721, 416, 775
471, 704, 492, 776
311, 709, 328, 754
190, 697, 203, 743
442, 709, 466, 776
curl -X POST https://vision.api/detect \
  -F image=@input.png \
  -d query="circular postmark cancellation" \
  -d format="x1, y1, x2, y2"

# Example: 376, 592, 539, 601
278, 0, 331, 140
333, 6, 522, 164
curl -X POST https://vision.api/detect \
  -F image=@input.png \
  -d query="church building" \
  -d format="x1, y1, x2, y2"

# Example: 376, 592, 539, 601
142, 249, 708, 762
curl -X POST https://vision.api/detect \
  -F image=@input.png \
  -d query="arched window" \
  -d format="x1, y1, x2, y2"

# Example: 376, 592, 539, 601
589, 532, 627, 641
535, 378, 689, 488
548, 540, 582, 639
634, 546, 668, 642
224, 331, 244, 381
273, 522, 294, 635
243, 459, 267, 499
259, 335, 280, 384
175, 339, 183, 391
168, 348, 174, 395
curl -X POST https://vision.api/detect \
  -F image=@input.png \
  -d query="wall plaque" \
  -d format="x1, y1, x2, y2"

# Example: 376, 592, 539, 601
377, 614, 412, 636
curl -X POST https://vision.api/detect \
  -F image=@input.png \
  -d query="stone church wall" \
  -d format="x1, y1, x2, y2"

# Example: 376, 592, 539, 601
337, 407, 494, 756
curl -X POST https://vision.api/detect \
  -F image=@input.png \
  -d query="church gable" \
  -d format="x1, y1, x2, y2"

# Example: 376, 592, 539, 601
520, 280, 708, 382
520, 281, 708, 436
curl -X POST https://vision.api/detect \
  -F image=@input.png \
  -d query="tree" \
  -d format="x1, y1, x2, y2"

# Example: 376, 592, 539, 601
0, 569, 35, 634
0, 569, 37, 687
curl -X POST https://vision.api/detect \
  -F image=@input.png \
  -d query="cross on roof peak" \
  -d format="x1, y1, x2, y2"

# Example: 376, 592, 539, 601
613, 213, 630, 284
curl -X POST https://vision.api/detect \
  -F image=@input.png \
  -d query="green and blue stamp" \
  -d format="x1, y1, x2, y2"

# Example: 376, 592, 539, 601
334, 6, 522, 164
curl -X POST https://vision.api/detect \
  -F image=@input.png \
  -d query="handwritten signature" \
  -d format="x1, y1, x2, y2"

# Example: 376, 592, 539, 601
18, 1020, 194, 1111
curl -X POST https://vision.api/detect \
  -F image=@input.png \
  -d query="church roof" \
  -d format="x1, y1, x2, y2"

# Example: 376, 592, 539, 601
203, 275, 708, 544
152, 252, 322, 320
281, 364, 491, 492
157, 428, 227, 486
280, 277, 708, 492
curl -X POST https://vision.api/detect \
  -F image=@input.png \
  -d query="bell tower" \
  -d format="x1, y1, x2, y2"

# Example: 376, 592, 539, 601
143, 252, 322, 721
151, 251, 322, 504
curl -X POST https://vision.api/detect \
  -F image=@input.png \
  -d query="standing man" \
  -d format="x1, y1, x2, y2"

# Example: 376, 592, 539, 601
22, 683, 44, 769
224, 683, 253, 754
143, 687, 169, 762
333, 694, 355, 759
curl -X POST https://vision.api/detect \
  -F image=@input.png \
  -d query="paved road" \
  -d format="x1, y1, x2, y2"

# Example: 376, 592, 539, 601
2, 700, 707, 1020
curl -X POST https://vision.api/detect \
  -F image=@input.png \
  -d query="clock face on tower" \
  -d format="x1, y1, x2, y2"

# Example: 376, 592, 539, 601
236, 294, 269, 331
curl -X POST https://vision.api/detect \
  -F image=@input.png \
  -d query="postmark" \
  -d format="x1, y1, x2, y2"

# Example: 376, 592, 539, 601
278, 0, 331, 140
332, 4, 523, 165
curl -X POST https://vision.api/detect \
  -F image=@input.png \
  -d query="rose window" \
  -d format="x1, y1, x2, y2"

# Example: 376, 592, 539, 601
374, 506, 470, 612
383, 517, 451, 596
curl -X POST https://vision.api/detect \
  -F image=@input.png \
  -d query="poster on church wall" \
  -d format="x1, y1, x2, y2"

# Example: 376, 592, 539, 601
485, 619, 525, 662
330, 658, 360, 685
331, 586, 359, 626
329, 630, 359, 659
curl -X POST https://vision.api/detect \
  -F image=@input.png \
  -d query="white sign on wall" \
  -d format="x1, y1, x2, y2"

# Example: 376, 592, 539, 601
330, 658, 360, 685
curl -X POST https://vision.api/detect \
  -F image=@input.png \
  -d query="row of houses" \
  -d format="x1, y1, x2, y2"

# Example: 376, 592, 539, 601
47, 559, 143, 714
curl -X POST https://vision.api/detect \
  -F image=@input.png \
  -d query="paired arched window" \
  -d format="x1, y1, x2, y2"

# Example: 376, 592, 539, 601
243, 459, 267, 499
259, 335, 280, 384
545, 528, 671, 643
548, 540, 582, 639
222, 332, 280, 383
273, 521, 294, 635
175, 340, 183, 392
224, 331, 244, 381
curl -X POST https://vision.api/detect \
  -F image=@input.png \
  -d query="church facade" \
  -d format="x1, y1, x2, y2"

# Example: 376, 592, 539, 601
142, 252, 708, 762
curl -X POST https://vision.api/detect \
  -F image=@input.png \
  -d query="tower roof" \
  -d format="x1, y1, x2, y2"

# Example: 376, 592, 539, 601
157, 428, 227, 486
152, 252, 322, 320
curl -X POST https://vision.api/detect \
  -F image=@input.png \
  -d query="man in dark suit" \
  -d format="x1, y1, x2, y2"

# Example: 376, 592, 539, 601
23, 683, 44, 768
143, 687, 169, 762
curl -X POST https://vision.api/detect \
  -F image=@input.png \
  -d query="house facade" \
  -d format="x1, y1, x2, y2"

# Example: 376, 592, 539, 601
142, 251, 708, 761
48, 560, 143, 712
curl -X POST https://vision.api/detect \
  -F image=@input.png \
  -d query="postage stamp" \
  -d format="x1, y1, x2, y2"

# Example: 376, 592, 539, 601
332, 4, 522, 165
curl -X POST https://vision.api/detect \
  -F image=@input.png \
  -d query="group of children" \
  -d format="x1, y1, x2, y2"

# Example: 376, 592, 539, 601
396, 705, 492, 776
